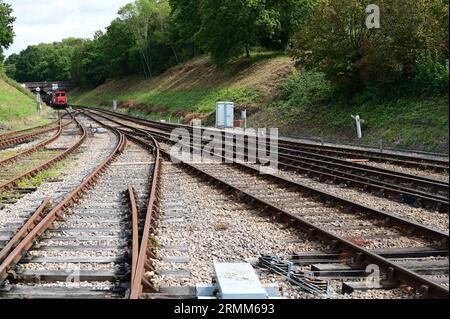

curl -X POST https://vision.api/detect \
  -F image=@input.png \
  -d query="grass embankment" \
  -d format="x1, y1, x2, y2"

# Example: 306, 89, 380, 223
0, 73, 52, 132
71, 53, 449, 152
252, 94, 449, 152
70, 53, 292, 122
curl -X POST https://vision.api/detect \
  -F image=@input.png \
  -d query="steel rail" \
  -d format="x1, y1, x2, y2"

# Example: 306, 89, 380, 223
81, 111, 161, 299
0, 120, 59, 142
85, 108, 449, 182
128, 185, 140, 287
129, 133, 161, 299
79, 106, 449, 172
147, 129, 449, 244
142, 124, 449, 212
0, 117, 87, 193
159, 148, 449, 299
86, 111, 449, 213
0, 119, 75, 167
0, 198, 51, 263
85, 110, 449, 298
0, 122, 126, 288
0, 122, 61, 150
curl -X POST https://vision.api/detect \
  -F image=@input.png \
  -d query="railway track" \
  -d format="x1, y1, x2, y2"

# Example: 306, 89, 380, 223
89, 112, 448, 299
0, 116, 86, 197
78, 107, 449, 173
86, 110, 449, 213
0, 115, 157, 299
158, 144, 449, 298
1, 108, 447, 299
0, 120, 61, 151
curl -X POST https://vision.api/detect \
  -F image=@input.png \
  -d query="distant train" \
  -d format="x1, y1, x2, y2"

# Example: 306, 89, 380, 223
42, 91, 68, 109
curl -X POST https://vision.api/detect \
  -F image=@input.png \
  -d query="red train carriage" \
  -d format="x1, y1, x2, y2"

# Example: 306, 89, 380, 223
51, 91, 68, 109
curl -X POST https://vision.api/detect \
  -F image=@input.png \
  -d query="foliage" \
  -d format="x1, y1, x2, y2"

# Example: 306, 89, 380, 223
196, 0, 279, 65
414, 54, 449, 94
169, 0, 203, 60
292, 0, 450, 90
0, 76, 51, 130
119, 0, 179, 78
4, 38, 82, 82
0, 0, 15, 63
277, 70, 334, 107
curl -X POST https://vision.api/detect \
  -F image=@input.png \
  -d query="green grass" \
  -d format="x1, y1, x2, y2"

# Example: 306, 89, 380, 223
255, 94, 449, 152
0, 74, 52, 131
73, 87, 263, 115
17, 158, 70, 188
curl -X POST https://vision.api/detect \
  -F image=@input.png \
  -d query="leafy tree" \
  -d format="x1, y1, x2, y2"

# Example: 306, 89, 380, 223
264, 0, 314, 50
4, 40, 80, 82
119, 0, 175, 78
292, 0, 449, 89
169, 0, 202, 59
197, 0, 279, 65
0, 1, 15, 65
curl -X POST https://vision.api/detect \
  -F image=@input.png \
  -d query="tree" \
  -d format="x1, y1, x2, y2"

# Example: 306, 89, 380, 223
197, 0, 279, 65
0, 1, 15, 64
169, 0, 202, 59
265, 0, 314, 50
119, 0, 174, 78
4, 40, 80, 82
292, 0, 449, 88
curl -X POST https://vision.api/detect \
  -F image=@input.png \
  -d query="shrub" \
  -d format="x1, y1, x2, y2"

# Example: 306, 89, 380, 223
278, 70, 334, 107
414, 54, 449, 94
292, 0, 449, 89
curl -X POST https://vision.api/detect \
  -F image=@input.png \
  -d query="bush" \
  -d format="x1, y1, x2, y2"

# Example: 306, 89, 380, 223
414, 54, 449, 94
292, 0, 449, 89
278, 70, 334, 107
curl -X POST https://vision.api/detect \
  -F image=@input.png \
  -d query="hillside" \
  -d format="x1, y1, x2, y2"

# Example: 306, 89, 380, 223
0, 74, 52, 131
71, 54, 449, 153
71, 53, 293, 121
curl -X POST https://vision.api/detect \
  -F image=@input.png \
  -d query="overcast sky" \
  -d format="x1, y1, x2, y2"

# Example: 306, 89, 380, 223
4, 0, 132, 57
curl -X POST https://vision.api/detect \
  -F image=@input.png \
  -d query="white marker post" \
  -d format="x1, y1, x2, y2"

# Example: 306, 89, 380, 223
36, 87, 42, 114
351, 114, 364, 139
241, 110, 247, 131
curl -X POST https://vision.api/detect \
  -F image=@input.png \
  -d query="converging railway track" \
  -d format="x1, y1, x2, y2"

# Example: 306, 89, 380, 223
0, 112, 160, 299
0, 107, 447, 299
77, 108, 448, 299
0, 120, 61, 151
88, 109, 449, 213
80, 107, 449, 173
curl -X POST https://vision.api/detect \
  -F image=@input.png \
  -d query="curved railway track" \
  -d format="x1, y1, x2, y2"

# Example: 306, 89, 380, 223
78, 106, 449, 173
0, 120, 61, 151
1, 108, 447, 299
0, 116, 86, 193
0, 114, 158, 299
81, 109, 448, 299
87, 110, 449, 213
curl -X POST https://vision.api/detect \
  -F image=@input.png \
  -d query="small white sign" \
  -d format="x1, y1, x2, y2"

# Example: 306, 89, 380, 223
52, 83, 59, 91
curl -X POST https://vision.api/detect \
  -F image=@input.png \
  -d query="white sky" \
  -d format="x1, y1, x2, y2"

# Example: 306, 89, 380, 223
4, 0, 132, 57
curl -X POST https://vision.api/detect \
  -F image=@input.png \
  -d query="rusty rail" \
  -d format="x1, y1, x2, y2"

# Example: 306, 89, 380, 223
0, 119, 75, 167
85, 109, 450, 299
0, 118, 86, 192
80, 106, 449, 172
0, 126, 126, 287
0, 198, 51, 263
129, 133, 161, 299
128, 185, 140, 285
0, 120, 58, 141
0, 122, 61, 150
161, 148, 449, 299
81, 110, 161, 299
